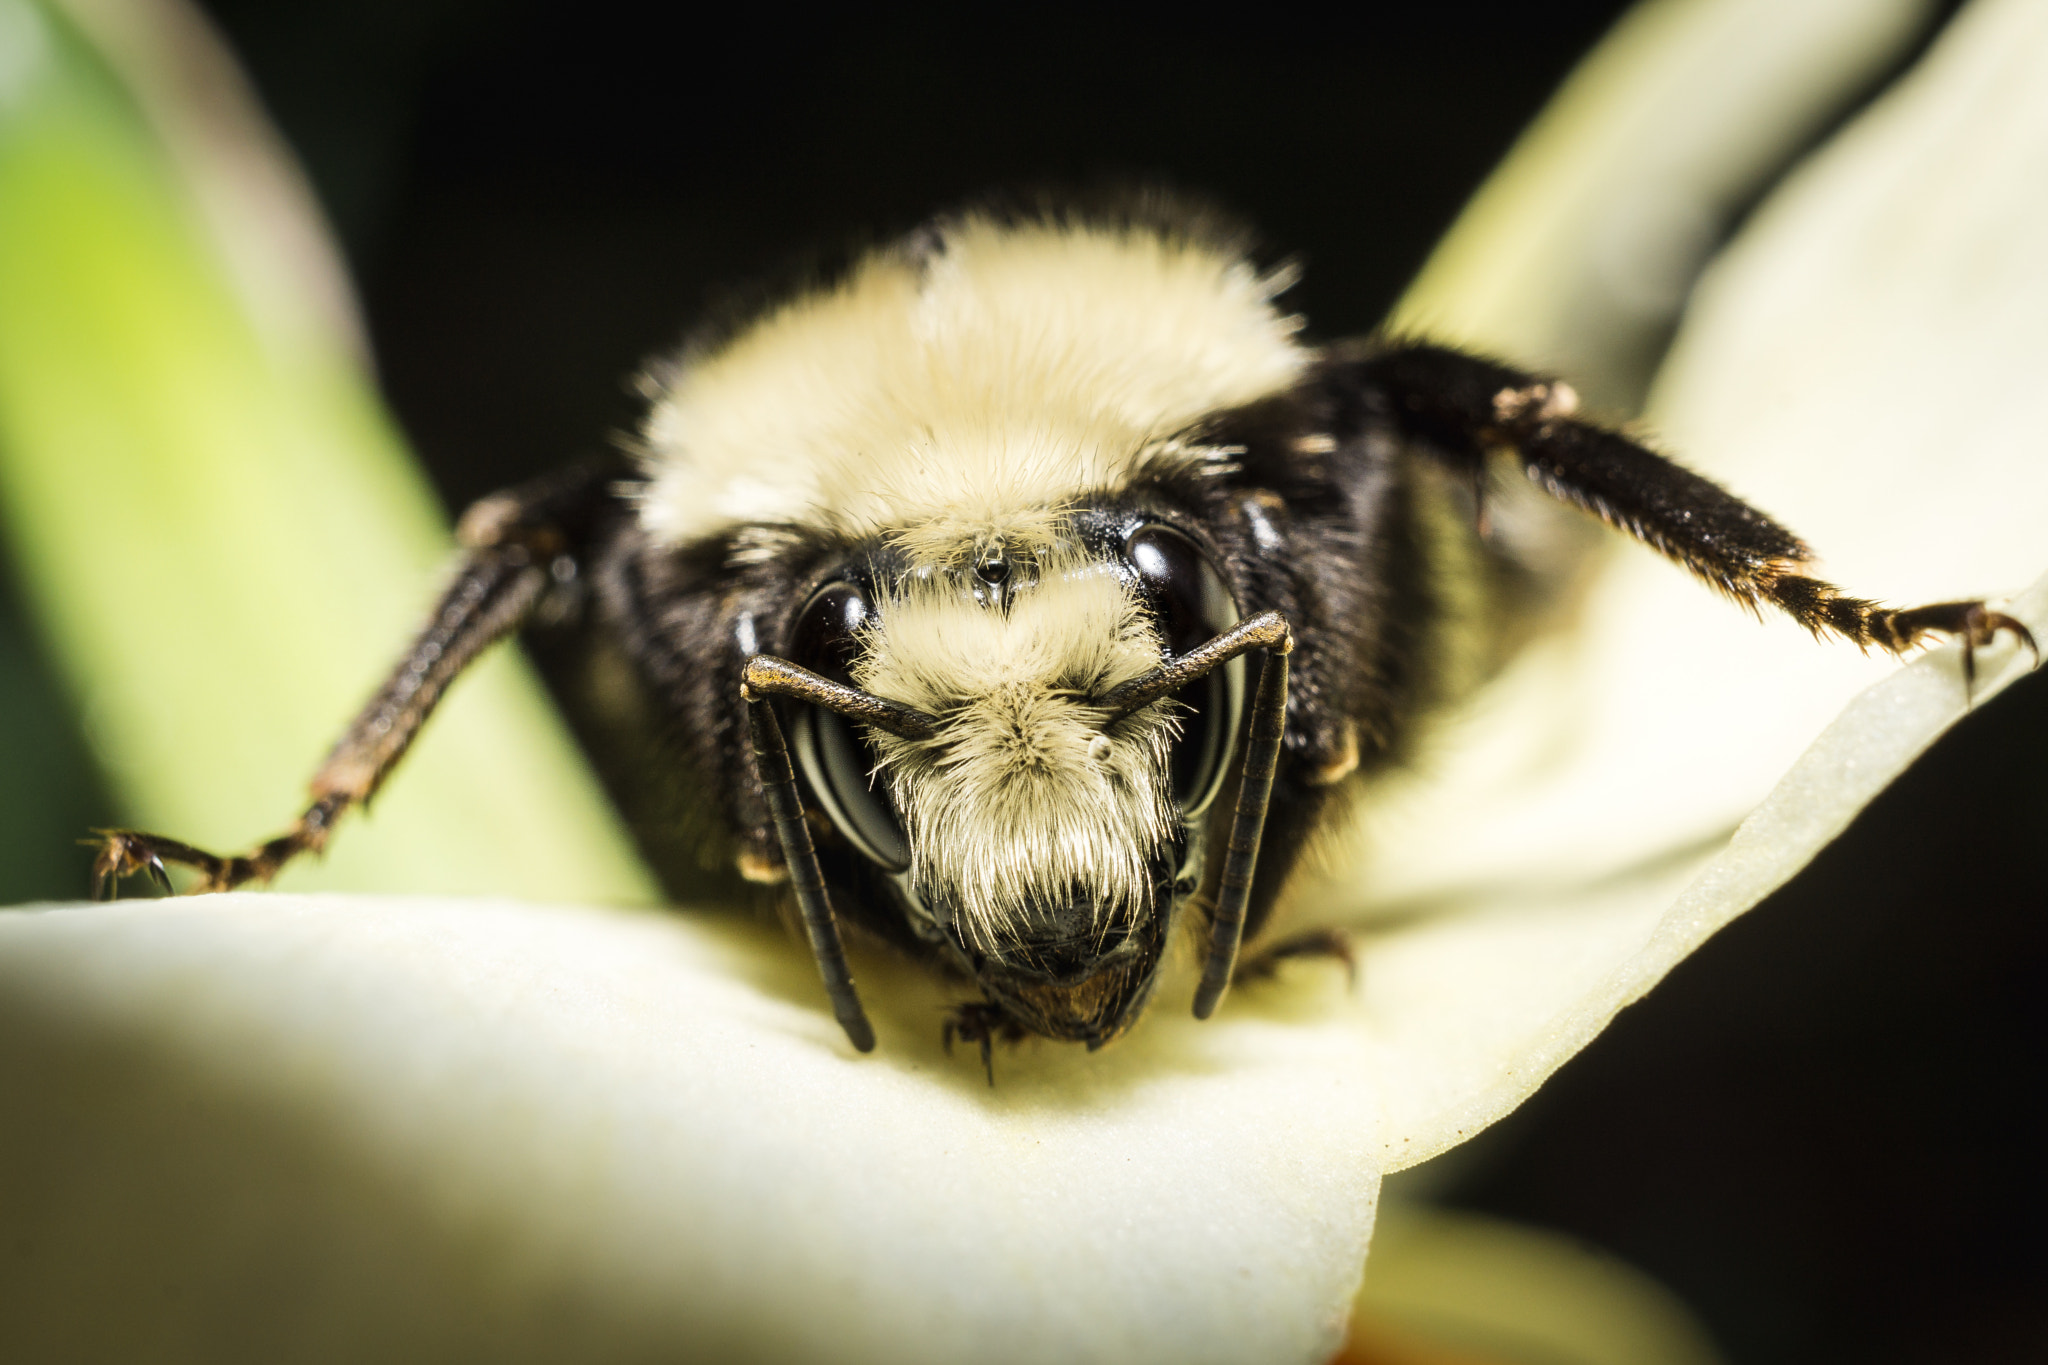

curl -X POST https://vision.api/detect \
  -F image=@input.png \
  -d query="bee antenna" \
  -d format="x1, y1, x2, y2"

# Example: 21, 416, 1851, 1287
1087, 610, 1294, 1017
741, 656, 940, 741
1095, 612, 1291, 723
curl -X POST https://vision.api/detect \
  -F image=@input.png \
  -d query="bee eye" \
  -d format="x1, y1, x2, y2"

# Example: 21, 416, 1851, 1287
1123, 524, 1243, 817
788, 580, 870, 685
786, 580, 911, 872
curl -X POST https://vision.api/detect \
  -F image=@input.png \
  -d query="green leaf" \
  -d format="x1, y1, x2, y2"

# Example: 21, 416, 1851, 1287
0, 0, 653, 900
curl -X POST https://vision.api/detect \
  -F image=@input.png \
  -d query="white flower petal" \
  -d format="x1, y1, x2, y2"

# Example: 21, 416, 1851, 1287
0, 895, 1381, 1363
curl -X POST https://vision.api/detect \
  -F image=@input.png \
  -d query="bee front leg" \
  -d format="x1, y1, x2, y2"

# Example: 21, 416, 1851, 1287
90, 804, 345, 899
1233, 926, 1356, 989
89, 460, 632, 899
943, 1001, 1025, 1085
1338, 343, 2037, 681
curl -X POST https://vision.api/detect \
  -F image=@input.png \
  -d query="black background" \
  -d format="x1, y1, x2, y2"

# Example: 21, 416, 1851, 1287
19, 1, 2045, 1359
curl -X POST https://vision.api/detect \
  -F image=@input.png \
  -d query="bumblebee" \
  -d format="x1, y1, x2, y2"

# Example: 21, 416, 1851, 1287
93, 204, 2030, 1063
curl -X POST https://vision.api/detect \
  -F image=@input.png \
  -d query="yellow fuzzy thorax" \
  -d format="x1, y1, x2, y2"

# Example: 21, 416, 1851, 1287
637, 213, 1306, 547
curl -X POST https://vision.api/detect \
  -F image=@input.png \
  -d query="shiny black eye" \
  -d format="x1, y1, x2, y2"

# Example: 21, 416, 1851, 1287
1123, 524, 1243, 817
788, 580, 870, 685
785, 580, 910, 872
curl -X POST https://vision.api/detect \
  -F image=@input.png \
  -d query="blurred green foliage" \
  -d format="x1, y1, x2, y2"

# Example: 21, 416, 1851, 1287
0, 585, 107, 902
0, 0, 653, 902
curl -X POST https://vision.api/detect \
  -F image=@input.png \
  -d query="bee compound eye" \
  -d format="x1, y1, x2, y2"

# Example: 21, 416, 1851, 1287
788, 579, 872, 685
1123, 524, 1244, 818
1124, 524, 1234, 655
791, 705, 911, 873
784, 578, 911, 872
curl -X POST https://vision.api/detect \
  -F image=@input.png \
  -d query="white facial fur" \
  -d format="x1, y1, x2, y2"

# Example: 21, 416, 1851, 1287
636, 213, 1307, 548
854, 553, 1180, 953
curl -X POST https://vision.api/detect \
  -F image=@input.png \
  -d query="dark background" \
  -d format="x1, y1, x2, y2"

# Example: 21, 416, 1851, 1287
12, 1, 2042, 1359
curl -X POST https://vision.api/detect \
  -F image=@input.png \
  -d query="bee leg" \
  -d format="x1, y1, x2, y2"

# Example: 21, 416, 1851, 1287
88, 808, 339, 898
1338, 343, 2037, 677
85, 459, 631, 899
88, 829, 183, 898
1233, 927, 1356, 989
942, 1001, 1022, 1085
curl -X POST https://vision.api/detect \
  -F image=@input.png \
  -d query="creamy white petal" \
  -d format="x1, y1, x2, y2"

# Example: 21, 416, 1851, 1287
0, 896, 1379, 1364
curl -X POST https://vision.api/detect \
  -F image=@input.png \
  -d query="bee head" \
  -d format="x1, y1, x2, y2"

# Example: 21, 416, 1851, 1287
780, 519, 1243, 1046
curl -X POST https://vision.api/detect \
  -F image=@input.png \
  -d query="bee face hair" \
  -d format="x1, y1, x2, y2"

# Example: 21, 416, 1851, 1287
95, 197, 2036, 1068
857, 546, 1179, 958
